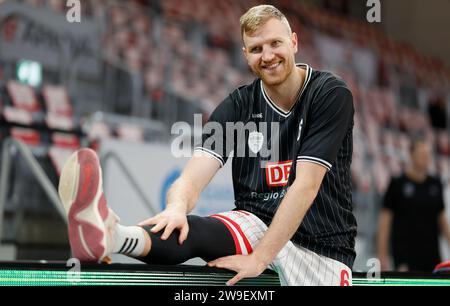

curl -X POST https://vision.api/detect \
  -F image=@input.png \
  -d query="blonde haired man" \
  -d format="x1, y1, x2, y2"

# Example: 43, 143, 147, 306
59, 5, 356, 286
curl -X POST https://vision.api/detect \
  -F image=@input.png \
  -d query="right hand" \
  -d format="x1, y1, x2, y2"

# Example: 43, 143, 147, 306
138, 208, 189, 245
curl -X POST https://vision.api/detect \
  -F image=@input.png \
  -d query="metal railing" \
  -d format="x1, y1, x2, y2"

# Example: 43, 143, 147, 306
0, 138, 67, 243
100, 151, 158, 216
0, 138, 159, 248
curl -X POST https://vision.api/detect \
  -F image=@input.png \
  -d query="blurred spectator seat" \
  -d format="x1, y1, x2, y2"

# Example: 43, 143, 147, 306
42, 85, 80, 171
4, 81, 42, 146
10, 127, 41, 147
2, 107, 33, 126
42, 85, 73, 117
45, 113, 74, 131
6, 81, 40, 113
41, 84, 82, 177
116, 123, 144, 143
51, 133, 80, 149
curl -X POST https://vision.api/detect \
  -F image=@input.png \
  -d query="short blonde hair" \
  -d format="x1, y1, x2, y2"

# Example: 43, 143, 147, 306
240, 5, 292, 38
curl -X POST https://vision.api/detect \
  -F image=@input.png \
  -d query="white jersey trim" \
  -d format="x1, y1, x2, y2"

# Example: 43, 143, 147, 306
260, 63, 312, 118
193, 147, 224, 167
297, 156, 332, 171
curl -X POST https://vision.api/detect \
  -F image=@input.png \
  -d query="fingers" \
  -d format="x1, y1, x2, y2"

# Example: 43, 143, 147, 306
137, 216, 158, 227
137, 214, 173, 235
208, 257, 238, 271
207, 255, 257, 286
179, 223, 189, 245
161, 223, 176, 240
150, 220, 168, 234
208, 258, 225, 268
227, 273, 243, 286
137, 212, 188, 241
207, 258, 222, 268
207, 258, 242, 286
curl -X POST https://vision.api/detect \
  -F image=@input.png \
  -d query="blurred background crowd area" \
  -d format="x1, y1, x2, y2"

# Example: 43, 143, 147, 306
0, 0, 449, 268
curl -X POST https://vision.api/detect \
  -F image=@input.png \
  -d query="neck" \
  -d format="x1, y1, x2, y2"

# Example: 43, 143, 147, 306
263, 66, 305, 112
406, 167, 427, 183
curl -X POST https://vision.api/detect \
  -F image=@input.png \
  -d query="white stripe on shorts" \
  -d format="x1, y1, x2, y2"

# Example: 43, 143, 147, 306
210, 214, 251, 255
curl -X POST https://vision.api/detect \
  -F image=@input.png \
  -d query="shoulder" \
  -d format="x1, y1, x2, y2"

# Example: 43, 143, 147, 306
311, 69, 349, 89
309, 69, 352, 98
228, 78, 260, 108
306, 69, 354, 117
211, 79, 258, 121
427, 176, 443, 187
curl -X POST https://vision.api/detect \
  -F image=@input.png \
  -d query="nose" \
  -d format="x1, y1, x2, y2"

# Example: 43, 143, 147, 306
261, 46, 275, 63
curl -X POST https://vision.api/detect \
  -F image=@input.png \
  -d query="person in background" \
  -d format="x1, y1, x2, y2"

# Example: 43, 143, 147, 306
377, 135, 450, 271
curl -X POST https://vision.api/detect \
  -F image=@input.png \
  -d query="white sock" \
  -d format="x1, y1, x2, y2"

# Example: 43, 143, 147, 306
112, 224, 147, 257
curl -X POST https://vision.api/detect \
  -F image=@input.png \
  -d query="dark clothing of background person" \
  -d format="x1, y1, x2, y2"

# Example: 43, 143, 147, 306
383, 174, 445, 271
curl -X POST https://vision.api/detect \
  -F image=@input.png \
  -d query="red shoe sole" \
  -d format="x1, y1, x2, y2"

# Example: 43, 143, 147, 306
66, 149, 108, 261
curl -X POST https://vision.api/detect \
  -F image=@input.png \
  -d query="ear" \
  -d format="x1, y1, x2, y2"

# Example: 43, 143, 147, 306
292, 32, 298, 53
242, 46, 249, 61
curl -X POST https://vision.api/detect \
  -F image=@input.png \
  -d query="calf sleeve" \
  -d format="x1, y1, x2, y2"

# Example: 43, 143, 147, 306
140, 215, 236, 264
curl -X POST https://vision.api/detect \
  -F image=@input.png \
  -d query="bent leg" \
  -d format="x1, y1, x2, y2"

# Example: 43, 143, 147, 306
139, 215, 236, 264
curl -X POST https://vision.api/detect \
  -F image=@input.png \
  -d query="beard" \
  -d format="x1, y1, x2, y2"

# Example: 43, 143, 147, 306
252, 59, 294, 86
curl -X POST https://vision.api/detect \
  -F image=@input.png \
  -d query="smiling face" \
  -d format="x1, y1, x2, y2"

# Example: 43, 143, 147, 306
242, 18, 298, 86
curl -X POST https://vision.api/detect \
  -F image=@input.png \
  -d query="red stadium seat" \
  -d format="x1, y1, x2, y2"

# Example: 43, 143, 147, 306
10, 127, 41, 147
6, 81, 40, 112
4, 81, 42, 146
2, 106, 33, 126
51, 133, 80, 150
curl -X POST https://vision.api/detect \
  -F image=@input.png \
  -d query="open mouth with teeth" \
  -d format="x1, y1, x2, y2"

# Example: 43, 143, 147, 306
262, 61, 282, 72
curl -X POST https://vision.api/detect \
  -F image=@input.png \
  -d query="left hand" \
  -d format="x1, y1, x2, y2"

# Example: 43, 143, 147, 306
207, 254, 268, 286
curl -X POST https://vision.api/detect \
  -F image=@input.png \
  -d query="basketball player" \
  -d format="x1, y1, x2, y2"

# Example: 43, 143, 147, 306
59, 5, 356, 286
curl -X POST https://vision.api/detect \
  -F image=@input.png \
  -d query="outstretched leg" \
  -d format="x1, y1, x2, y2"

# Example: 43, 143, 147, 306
58, 148, 236, 263
140, 215, 236, 264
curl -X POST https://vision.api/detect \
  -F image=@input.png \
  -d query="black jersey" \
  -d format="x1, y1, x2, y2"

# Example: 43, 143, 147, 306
383, 174, 445, 270
195, 64, 356, 268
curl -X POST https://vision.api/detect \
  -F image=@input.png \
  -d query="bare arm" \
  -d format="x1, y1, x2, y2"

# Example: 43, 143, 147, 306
377, 208, 393, 271
166, 152, 222, 214
138, 152, 221, 243
250, 161, 326, 266
438, 211, 450, 247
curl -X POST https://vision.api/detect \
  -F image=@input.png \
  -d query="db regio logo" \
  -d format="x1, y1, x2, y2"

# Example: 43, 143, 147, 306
266, 161, 292, 187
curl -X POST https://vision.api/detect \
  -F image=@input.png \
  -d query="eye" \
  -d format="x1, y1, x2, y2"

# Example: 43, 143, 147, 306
272, 40, 282, 47
250, 46, 262, 53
